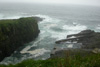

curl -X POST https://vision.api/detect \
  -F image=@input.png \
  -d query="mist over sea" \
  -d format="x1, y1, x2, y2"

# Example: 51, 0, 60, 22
0, 3, 100, 64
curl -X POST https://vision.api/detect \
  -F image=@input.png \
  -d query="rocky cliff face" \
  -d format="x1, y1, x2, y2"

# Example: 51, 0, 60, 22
0, 17, 40, 61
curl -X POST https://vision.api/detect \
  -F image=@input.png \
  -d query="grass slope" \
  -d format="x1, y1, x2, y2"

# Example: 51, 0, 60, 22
0, 53, 100, 67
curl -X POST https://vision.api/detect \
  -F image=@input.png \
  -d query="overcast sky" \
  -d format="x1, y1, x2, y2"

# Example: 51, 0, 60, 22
0, 0, 100, 6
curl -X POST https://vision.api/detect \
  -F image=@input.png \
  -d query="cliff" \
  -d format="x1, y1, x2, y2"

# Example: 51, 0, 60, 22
0, 17, 40, 61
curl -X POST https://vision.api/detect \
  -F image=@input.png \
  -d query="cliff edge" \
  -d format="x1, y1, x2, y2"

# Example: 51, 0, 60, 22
0, 17, 41, 61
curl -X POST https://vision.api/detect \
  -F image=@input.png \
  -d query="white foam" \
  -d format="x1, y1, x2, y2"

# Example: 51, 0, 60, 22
34, 14, 65, 40
62, 24, 87, 31
20, 35, 47, 54
34, 14, 60, 24
44, 24, 57, 29
96, 24, 100, 30
72, 41, 77, 43
50, 31, 67, 40
21, 48, 50, 57
65, 41, 72, 43
50, 24, 87, 40
73, 22, 78, 26
20, 46, 31, 54
68, 36, 76, 39
67, 44, 73, 48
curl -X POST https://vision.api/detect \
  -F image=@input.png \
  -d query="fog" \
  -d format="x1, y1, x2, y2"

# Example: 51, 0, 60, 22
0, 0, 100, 6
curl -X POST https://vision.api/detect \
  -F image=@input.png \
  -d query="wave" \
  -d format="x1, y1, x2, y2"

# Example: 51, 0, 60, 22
34, 14, 87, 40
62, 24, 87, 31
50, 24, 87, 40
96, 24, 100, 30
34, 14, 60, 23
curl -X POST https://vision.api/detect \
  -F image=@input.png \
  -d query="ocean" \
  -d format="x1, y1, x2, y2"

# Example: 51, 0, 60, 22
0, 3, 100, 64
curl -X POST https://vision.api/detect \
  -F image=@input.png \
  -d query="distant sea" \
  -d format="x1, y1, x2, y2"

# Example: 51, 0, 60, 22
0, 3, 100, 64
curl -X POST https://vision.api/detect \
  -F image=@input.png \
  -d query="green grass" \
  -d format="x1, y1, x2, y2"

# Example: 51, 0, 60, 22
0, 53, 100, 67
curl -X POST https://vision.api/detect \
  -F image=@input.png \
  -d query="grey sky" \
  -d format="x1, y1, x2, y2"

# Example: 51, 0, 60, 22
0, 0, 100, 6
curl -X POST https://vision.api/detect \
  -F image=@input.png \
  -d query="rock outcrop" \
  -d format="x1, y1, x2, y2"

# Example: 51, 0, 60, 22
0, 17, 41, 61
33, 17, 44, 22
55, 30, 100, 49
52, 30, 100, 58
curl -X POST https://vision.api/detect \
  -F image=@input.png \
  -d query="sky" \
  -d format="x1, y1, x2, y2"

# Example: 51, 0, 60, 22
0, 0, 100, 6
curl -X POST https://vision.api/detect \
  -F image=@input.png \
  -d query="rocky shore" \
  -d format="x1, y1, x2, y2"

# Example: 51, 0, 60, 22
0, 17, 42, 62
51, 30, 100, 58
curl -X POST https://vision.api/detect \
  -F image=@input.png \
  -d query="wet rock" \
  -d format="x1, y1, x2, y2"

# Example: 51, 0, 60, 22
55, 29, 100, 49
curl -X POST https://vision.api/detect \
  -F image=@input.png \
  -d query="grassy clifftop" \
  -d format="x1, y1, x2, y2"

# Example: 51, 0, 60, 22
0, 53, 100, 67
0, 17, 40, 61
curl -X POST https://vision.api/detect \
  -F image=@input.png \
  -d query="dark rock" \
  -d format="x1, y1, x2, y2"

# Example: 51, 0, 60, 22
33, 17, 44, 22
67, 30, 95, 38
55, 29, 100, 49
